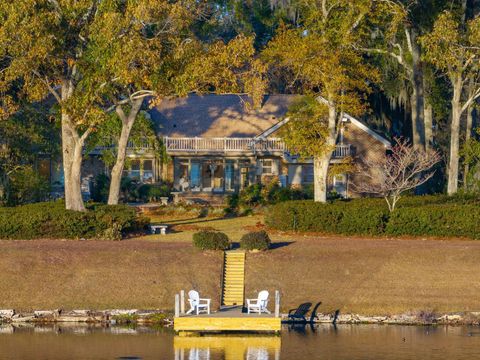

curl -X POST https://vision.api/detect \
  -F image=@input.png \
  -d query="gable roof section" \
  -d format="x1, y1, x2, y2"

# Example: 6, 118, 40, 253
150, 94, 299, 138
260, 96, 391, 147
149, 93, 390, 147
342, 113, 391, 148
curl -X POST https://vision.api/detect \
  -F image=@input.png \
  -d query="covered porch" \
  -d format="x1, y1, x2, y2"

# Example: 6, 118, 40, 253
173, 157, 257, 194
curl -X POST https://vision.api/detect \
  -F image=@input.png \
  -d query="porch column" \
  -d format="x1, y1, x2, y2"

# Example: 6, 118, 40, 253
234, 159, 239, 192
187, 158, 191, 189
222, 158, 226, 192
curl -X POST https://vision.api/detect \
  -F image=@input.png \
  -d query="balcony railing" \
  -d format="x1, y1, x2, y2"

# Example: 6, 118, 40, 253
90, 140, 153, 155
164, 137, 352, 158
332, 144, 352, 158
164, 137, 286, 153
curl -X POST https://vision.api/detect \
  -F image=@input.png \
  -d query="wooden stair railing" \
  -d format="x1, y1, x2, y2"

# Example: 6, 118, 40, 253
221, 251, 245, 306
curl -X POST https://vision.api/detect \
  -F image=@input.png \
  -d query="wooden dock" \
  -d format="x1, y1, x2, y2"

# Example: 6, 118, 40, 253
174, 306, 281, 335
173, 289, 282, 335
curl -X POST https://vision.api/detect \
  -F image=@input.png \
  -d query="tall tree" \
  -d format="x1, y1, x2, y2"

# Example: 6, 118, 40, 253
100, 30, 264, 204
421, 11, 480, 195
0, 0, 196, 211
263, 0, 380, 202
362, 0, 446, 152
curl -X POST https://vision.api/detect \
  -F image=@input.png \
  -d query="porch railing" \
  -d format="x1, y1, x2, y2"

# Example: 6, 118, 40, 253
332, 144, 351, 158
90, 140, 153, 154
163, 137, 286, 153
164, 136, 352, 158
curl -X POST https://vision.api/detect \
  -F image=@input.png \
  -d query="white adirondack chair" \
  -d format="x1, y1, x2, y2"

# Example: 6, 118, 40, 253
247, 290, 271, 314
186, 290, 211, 315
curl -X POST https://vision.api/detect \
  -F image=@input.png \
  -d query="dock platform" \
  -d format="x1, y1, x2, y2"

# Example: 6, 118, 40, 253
174, 306, 281, 335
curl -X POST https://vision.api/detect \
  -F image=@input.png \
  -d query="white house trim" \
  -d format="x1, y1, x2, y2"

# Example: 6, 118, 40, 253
342, 113, 391, 148
255, 117, 290, 139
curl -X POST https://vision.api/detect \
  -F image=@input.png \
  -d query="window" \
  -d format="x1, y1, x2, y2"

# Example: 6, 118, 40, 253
142, 160, 153, 182
261, 159, 273, 174
302, 165, 314, 184
129, 160, 141, 179
332, 174, 347, 197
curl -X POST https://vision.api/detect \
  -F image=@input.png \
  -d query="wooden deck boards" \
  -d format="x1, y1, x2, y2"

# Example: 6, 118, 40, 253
174, 306, 281, 334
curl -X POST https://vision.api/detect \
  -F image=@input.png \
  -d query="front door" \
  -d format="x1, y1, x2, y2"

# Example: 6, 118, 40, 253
190, 162, 201, 191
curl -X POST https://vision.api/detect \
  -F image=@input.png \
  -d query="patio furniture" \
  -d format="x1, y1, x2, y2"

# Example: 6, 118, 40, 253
159, 197, 169, 206
186, 290, 211, 315
309, 301, 322, 323
287, 301, 322, 323
287, 302, 312, 323
150, 224, 168, 235
247, 290, 270, 314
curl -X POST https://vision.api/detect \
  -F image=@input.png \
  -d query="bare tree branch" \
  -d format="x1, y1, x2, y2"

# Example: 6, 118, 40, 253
352, 138, 441, 211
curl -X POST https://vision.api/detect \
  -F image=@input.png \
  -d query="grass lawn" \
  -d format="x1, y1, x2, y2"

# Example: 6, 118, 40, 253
1, 214, 480, 315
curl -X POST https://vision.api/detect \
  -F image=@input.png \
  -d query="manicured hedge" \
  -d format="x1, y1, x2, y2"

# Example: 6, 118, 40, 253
193, 230, 231, 250
265, 197, 480, 239
0, 201, 149, 240
266, 200, 388, 235
240, 230, 271, 251
385, 204, 480, 239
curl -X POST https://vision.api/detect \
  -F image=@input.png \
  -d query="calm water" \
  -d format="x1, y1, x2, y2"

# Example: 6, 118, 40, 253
0, 324, 480, 359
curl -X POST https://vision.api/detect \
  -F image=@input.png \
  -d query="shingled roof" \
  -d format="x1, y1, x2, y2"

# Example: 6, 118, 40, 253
149, 94, 300, 138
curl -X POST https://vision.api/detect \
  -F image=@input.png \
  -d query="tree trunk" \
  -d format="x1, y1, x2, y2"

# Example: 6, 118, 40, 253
107, 99, 143, 205
61, 115, 86, 211
313, 103, 336, 203
424, 102, 433, 152
463, 105, 474, 189
313, 155, 330, 203
410, 30, 425, 151
447, 78, 463, 196
423, 72, 433, 152
61, 80, 87, 211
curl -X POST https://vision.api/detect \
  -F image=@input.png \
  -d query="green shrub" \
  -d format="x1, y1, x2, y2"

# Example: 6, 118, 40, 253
137, 184, 171, 202
225, 182, 313, 215
265, 200, 388, 235
5, 167, 49, 206
192, 230, 230, 250
112, 314, 139, 324
91, 174, 110, 203
239, 184, 264, 207
266, 196, 480, 239
385, 204, 480, 239
0, 201, 149, 240
240, 230, 271, 251
145, 312, 168, 324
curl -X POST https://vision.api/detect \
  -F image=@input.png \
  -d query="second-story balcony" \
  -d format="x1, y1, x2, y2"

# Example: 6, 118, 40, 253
164, 136, 352, 159
332, 144, 352, 159
164, 137, 286, 154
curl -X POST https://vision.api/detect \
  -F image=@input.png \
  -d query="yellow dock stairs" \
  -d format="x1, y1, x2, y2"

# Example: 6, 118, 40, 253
221, 250, 245, 306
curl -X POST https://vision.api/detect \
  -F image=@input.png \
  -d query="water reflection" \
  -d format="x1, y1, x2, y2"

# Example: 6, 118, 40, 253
174, 336, 281, 360
1, 323, 480, 359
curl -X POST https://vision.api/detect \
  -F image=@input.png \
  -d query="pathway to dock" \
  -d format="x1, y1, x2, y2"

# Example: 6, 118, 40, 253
174, 250, 281, 335
222, 251, 245, 306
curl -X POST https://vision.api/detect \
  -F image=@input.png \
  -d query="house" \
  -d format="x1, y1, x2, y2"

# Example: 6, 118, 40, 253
119, 93, 390, 201
39, 93, 391, 201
